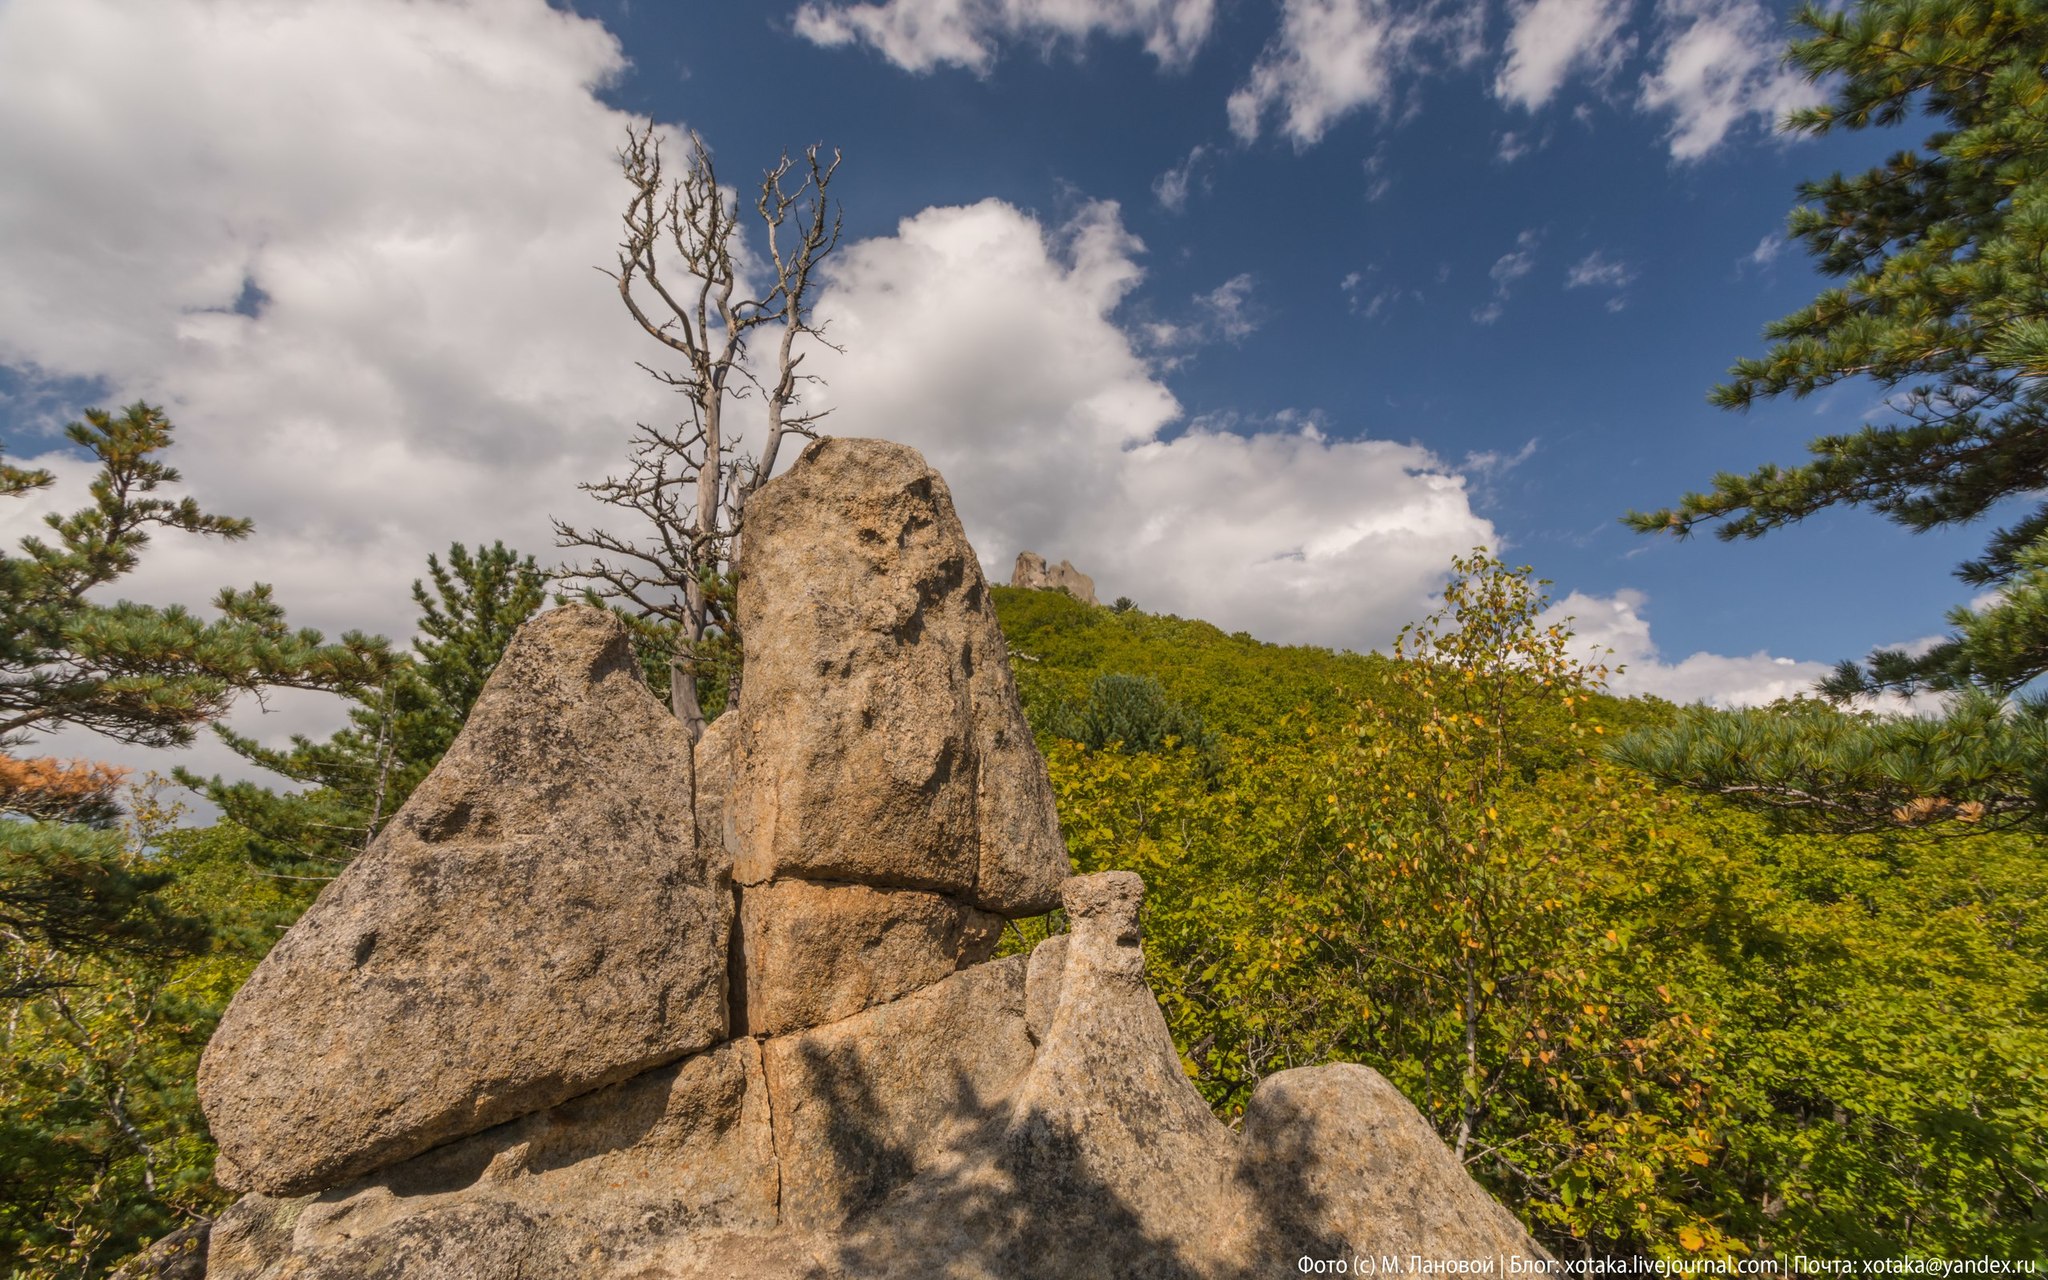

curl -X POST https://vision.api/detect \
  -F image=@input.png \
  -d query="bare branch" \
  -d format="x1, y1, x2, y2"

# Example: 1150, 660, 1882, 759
556, 122, 845, 740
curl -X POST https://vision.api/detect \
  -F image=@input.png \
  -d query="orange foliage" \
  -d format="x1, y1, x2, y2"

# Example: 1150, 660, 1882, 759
0, 754, 130, 822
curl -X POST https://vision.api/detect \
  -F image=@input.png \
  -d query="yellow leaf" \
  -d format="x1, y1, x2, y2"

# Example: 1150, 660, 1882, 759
1678, 1226, 1705, 1251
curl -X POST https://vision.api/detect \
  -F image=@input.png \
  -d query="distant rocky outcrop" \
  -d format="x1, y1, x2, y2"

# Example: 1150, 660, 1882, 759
1010, 550, 1098, 605
184, 438, 1547, 1279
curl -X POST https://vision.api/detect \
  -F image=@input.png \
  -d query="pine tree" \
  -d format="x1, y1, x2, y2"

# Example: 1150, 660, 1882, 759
1620, 0, 2048, 828
184, 542, 547, 873
0, 403, 386, 991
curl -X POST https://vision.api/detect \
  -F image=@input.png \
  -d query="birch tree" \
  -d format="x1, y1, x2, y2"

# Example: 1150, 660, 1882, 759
555, 123, 842, 742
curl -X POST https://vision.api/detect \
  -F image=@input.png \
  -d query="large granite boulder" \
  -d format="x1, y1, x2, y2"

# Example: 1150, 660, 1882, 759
198, 606, 731, 1196
725, 438, 1067, 916
1223, 1063, 1545, 1265
195, 874, 1549, 1279
182, 440, 1552, 1279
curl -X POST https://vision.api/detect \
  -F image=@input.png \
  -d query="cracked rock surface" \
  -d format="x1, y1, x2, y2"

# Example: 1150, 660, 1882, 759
197, 606, 729, 1197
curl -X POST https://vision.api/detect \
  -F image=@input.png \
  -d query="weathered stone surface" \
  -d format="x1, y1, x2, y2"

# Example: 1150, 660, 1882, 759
203, 875, 1551, 1280
761, 954, 1035, 1232
277, 1202, 583, 1280
1002, 872, 1233, 1260
1010, 550, 1099, 606
1022, 931, 1067, 1045
693, 711, 737, 857
313, 1042, 774, 1254
726, 437, 1067, 914
1223, 1063, 1549, 1266
207, 1041, 777, 1280
203, 1196, 303, 1280
199, 606, 730, 1196
734, 878, 1003, 1037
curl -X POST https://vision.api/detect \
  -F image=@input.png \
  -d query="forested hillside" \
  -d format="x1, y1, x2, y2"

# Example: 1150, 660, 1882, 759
992, 580, 2046, 1259
3, 573, 2043, 1274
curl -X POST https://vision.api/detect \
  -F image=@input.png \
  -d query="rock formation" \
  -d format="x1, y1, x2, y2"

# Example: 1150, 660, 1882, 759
727, 439, 1068, 919
1010, 550, 1098, 606
183, 438, 1548, 1279
197, 606, 728, 1196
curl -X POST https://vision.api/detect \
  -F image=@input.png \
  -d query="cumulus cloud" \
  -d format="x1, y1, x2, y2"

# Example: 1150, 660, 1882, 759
805, 198, 1498, 648
1494, 0, 1634, 111
1545, 588, 1834, 707
792, 0, 1217, 73
4, 0, 1810, 789
1638, 0, 1823, 161
0, 0, 670, 779
1227, 0, 1483, 147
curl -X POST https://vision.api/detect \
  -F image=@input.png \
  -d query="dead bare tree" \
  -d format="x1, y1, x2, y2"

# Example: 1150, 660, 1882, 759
555, 123, 842, 743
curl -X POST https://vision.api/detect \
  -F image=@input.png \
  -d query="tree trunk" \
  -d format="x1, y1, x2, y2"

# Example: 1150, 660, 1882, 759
1455, 958, 1479, 1162
671, 657, 705, 747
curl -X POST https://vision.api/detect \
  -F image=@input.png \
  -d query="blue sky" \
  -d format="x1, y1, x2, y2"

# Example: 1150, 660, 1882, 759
0, 0, 1994, 779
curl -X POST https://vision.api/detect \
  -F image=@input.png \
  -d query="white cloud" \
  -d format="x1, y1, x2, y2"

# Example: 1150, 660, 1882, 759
1638, 0, 1823, 161
1152, 144, 1210, 213
1462, 438, 1539, 476
1362, 146, 1396, 201
1227, 0, 1482, 147
1545, 588, 1834, 706
792, 0, 1217, 74
1341, 267, 1405, 320
1745, 232, 1786, 267
1474, 228, 1540, 323
1195, 273, 1260, 342
0, 0, 1500, 791
1495, 130, 1532, 162
1459, 438, 1538, 509
1565, 249, 1636, 290
1494, 0, 1634, 111
0, 0, 671, 779
806, 198, 1497, 648
1492, 244, 1538, 289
